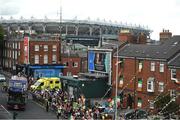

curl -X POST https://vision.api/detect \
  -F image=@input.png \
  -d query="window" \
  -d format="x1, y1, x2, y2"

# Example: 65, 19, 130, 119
64, 62, 69, 67
44, 45, 48, 51
18, 42, 21, 49
15, 43, 17, 49
34, 55, 39, 64
120, 58, 124, 68
138, 60, 143, 72
73, 62, 78, 67
52, 55, 57, 64
52, 45, 57, 51
171, 69, 177, 80
158, 82, 164, 92
118, 75, 123, 87
147, 77, 154, 92
15, 51, 17, 59
67, 72, 71, 76
137, 78, 143, 91
137, 98, 142, 108
12, 51, 14, 59
159, 62, 164, 72
170, 90, 176, 101
35, 45, 39, 51
150, 61, 155, 71
44, 55, 48, 64
149, 100, 154, 109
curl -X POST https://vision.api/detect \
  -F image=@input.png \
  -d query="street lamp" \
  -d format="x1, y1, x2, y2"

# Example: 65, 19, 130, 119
115, 44, 118, 120
103, 42, 119, 119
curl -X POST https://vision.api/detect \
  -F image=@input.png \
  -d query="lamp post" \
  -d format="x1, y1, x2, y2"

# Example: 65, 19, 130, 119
103, 42, 119, 119
115, 44, 118, 120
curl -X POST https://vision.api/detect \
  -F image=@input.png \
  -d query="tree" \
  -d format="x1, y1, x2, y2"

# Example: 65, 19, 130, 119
0, 25, 4, 66
154, 94, 179, 117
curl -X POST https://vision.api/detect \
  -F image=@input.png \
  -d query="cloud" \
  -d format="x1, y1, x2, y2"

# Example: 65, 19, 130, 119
0, 0, 22, 15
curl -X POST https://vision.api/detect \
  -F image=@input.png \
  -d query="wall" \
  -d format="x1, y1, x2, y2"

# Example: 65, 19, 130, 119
112, 57, 179, 110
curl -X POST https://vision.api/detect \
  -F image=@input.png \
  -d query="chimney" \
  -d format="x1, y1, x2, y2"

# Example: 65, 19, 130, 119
159, 29, 172, 41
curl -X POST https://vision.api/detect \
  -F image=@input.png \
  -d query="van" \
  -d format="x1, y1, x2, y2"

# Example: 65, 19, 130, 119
30, 77, 61, 91
0, 74, 6, 82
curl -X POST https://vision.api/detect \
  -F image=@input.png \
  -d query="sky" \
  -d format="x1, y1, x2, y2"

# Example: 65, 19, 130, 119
0, 0, 180, 40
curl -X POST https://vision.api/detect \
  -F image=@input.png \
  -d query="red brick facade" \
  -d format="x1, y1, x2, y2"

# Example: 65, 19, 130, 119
61, 56, 81, 76
3, 36, 61, 70
118, 32, 147, 44
112, 57, 180, 110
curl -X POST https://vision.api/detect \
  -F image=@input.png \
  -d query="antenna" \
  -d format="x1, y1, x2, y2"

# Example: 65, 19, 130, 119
59, 0, 62, 35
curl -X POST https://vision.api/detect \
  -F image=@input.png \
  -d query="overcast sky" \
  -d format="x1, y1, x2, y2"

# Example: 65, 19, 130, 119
0, 0, 180, 40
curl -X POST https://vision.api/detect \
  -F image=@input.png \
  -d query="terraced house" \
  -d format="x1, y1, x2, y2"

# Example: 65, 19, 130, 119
112, 35, 180, 112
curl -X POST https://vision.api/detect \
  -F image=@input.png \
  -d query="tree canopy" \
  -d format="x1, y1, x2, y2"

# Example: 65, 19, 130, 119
0, 25, 4, 46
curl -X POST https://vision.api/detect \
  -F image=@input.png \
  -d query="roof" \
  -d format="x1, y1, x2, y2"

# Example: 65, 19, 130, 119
168, 53, 180, 68
101, 41, 126, 49
62, 50, 87, 58
118, 35, 180, 61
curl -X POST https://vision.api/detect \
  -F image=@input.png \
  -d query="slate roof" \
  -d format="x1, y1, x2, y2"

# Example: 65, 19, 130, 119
101, 41, 126, 49
118, 35, 180, 61
168, 53, 180, 68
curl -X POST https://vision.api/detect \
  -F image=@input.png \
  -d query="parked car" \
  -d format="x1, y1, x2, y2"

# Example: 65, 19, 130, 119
0, 74, 6, 82
119, 108, 148, 119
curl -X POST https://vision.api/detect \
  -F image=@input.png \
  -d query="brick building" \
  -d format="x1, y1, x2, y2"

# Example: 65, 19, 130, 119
2, 35, 63, 78
112, 35, 180, 111
159, 29, 172, 41
61, 51, 87, 76
119, 29, 147, 44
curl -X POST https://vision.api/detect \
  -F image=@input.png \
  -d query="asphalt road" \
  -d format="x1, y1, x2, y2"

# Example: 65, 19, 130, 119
0, 71, 58, 119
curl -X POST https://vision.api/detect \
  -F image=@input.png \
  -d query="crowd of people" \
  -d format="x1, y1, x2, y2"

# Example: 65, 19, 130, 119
31, 88, 113, 119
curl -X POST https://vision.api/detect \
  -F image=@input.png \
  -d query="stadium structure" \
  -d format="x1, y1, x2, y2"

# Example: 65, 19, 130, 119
0, 18, 152, 46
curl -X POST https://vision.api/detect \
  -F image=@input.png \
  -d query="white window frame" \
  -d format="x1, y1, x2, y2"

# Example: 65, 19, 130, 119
52, 55, 57, 64
137, 98, 142, 108
170, 90, 176, 101
119, 75, 123, 87
43, 55, 48, 64
150, 61, 155, 71
171, 69, 177, 81
138, 78, 143, 89
44, 45, 48, 51
159, 62, 164, 72
35, 45, 39, 51
138, 60, 143, 72
34, 55, 39, 64
52, 45, 57, 51
73, 62, 78, 67
18, 42, 21, 49
63, 62, 68, 67
158, 82, 164, 92
15, 42, 17, 49
149, 100, 154, 109
147, 78, 154, 92
67, 71, 72, 76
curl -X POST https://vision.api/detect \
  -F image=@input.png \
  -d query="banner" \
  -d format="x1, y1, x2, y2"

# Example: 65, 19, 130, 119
24, 37, 29, 64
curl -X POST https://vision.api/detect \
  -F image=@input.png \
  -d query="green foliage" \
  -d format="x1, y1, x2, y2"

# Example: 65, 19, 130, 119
0, 25, 4, 47
154, 94, 179, 115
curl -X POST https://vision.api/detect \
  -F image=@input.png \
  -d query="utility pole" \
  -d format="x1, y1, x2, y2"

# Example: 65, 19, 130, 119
134, 57, 136, 109
115, 44, 118, 120
59, 0, 62, 63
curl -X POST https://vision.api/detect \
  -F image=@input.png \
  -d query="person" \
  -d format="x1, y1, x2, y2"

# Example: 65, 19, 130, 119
46, 100, 49, 112
127, 93, 133, 109
13, 112, 18, 120
57, 105, 62, 119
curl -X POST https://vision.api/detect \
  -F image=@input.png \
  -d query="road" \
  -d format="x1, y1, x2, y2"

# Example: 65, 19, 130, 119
0, 71, 57, 119
0, 87, 57, 119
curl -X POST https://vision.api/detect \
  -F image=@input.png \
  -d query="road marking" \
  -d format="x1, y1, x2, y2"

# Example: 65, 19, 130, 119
0, 104, 11, 116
